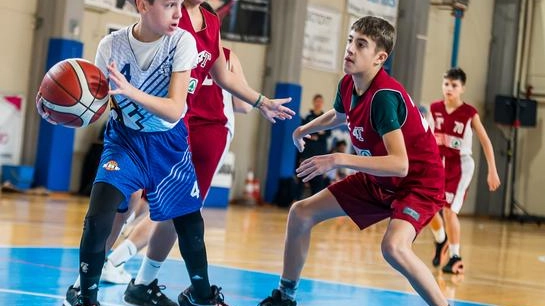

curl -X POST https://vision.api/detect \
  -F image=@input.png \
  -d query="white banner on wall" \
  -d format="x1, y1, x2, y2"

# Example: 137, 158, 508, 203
0, 95, 23, 167
347, 0, 399, 26
302, 5, 342, 72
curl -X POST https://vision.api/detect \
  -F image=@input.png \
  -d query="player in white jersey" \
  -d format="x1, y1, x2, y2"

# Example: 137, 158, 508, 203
61, 1, 225, 305
428, 68, 500, 274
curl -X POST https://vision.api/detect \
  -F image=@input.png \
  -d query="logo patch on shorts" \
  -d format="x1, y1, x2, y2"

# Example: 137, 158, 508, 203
102, 160, 120, 171
402, 207, 420, 221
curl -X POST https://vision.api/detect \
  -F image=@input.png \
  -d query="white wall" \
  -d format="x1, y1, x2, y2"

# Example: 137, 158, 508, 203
300, 0, 348, 113
7, 1, 545, 215
516, 0, 545, 216
421, 1, 495, 214
0, 1, 38, 165
222, 41, 267, 200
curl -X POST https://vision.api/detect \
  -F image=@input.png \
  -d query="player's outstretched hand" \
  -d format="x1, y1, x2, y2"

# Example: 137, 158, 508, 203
258, 97, 295, 123
296, 154, 338, 183
107, 61, 135, 98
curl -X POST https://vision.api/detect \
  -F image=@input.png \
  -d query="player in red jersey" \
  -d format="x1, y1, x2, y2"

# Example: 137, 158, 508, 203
258, 16, 451, 306
428, 68, 500, 274
107, 1, 290, 306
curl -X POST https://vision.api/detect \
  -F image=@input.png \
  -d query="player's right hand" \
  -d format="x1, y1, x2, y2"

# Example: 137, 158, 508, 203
292, 127, 310, 153
258, 97, 294, 123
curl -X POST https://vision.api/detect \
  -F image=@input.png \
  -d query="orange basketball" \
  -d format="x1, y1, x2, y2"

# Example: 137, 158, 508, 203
36, 58, 109, 128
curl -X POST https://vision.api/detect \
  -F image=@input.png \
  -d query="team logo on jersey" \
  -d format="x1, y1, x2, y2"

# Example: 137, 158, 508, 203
358, 149, 372, 156
352, 127, 364, 142
159, 62, 171, 76
197, 51, 212, 68
102, 160, 120, 171
450, 138, 462, 149
188, 78, 198, 94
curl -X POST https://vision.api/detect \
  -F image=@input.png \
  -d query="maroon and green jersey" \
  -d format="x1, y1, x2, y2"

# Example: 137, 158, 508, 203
334, 68, 444, 192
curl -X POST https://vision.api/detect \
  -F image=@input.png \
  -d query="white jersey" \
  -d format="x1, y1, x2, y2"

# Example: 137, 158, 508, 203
95, 24, 197, 132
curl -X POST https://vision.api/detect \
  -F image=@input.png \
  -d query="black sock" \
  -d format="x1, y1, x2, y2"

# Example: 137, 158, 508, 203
78, 182, 123, 303
79, 250, 105, 302
173, 211, 211, 300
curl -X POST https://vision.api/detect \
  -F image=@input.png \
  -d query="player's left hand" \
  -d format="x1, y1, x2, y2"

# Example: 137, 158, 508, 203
258, 97, 295, 123
487, 171, 501, 191
107, 61, 135, 98
296, 153, 338, 182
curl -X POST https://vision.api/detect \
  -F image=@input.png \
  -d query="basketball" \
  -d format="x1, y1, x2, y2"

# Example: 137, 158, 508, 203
36, 58, 109, 128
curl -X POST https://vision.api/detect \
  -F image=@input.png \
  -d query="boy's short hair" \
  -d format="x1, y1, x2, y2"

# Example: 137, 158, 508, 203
443, 67, 467, 85
313, 94, 323, 101
351, 16, 396, 55
127, 0, 155, 12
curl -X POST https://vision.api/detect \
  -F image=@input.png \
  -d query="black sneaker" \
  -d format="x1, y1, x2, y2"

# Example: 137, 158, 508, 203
432, 236, 448, 267
178, 285, 229, 306
442, 255, 464, 274
63, 285, 80, 306
123, 278, 177, 306
258, 289, 296, 306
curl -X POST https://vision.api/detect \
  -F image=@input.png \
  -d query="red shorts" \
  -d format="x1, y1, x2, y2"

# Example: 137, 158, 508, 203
328, 172, 445, 234
188, 122, 230, 199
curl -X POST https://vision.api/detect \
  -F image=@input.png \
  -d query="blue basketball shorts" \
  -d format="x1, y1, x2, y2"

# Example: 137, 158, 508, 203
94, 119, 201, 221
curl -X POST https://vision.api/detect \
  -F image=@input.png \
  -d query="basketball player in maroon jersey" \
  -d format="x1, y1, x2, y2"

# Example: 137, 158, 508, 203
428, 68, 500, 274
258, 16, 451, 306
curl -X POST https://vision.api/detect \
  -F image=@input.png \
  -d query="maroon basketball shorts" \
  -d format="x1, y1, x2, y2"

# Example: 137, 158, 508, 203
329, 172, 445, 234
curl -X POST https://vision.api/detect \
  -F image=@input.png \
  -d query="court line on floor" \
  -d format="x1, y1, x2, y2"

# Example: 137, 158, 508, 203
0, 246, 495, 306
0, 288, 124, 306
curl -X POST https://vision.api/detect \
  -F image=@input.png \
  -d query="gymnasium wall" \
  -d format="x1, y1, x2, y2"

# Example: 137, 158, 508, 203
0, 1, 38, 148
420, 1, 495, 214
516, 0, 545, 216
2, 1, 544, 215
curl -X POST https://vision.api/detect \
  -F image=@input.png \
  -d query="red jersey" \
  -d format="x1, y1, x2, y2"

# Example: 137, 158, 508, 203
430, 101, 477, 158
190, 48, 231, 126
178, 5, 221, 122
339, 68, 444, 192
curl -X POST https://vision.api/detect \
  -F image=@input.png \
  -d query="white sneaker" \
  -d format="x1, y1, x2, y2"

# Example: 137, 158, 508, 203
101, 260, 132, 284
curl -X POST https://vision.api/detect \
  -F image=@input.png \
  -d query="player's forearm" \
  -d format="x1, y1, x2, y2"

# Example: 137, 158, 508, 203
337, 153, 408, 177
130, 90, 185, 123
481, 139, 498, 173
299, 109, 343, 135
212, 67, 260, 105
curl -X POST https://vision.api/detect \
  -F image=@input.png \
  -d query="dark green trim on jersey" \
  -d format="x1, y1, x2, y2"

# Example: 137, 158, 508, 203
371, 90, 406, 136
332, 79, 406, 137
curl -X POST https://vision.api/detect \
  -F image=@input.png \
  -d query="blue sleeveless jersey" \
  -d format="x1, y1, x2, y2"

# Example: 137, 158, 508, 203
94, 26, 201, 221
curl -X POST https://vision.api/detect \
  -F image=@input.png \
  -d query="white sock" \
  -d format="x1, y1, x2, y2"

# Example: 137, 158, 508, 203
108, 240, 137, 267
120, 211, 137, 235
449, 244, 460, 257
134, 256, 163, 285
73, 276, 80, 289
431, 227, 446, 243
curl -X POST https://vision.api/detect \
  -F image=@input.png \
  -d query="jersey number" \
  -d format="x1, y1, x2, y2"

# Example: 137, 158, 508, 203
190, 181, 200, 198
120, 64, 131, 83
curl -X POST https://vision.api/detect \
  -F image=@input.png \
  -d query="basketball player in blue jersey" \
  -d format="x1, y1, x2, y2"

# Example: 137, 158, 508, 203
62, 0, 210, 305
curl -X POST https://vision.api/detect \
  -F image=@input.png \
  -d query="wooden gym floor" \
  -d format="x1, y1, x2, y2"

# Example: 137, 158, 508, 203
0, 192, 543, 305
